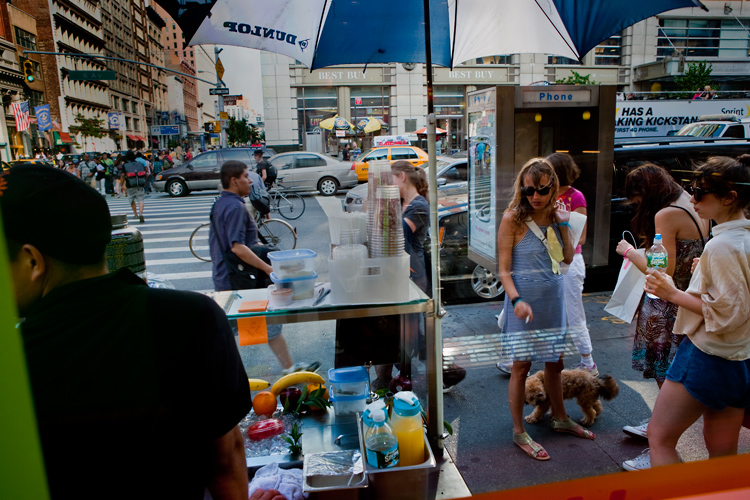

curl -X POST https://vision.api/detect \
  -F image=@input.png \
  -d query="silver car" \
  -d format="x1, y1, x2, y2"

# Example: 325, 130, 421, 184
342, 155, 468, 212
268, 152, 358, 196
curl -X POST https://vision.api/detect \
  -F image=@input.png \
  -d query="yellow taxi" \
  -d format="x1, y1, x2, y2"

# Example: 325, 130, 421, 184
352, 145, 429, 182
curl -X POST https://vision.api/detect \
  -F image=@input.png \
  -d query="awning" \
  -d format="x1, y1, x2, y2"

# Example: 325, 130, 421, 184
53, 131, 76, 145
126, 134, 146, 142
151, 138, 159, 144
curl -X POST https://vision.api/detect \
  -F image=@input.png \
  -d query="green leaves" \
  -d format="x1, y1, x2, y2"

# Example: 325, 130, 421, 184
281, 385, 331, 415
282, 422, 303, 455
555, 70, 600, 86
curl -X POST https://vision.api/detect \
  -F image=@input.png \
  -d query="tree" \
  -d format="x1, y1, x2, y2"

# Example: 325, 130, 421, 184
674, 61, 715, 99
555, 70, 599, 85
68, 113, 105, 151
226, 117, 252, 145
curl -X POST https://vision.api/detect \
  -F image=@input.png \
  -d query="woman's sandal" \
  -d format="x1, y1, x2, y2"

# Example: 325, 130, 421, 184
513, 432, 551, 461
551, 417, 596, 439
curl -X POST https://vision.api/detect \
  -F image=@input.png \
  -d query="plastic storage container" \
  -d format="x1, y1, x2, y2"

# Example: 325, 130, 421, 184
328, 367, 369, 416
328, 253, 410, 305
270, 271, 318, 300
268, 287, 293, 307
268, 249, 317, 278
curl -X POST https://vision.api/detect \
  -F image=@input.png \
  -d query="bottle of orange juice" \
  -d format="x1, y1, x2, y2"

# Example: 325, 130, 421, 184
389, 391, 424, 466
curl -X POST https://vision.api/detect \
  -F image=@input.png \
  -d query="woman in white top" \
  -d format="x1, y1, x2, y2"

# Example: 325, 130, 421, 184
645, 154, 750, 467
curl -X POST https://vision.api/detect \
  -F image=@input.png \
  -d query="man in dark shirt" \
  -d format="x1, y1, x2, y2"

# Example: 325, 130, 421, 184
254, 149, 276, 190
2, 166, 283, 500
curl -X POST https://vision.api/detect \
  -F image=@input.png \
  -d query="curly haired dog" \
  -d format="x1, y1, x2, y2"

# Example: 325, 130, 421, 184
524, 369, 619, 426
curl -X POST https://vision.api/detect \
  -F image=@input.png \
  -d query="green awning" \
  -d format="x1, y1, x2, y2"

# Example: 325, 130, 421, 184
53, 131, 76, 145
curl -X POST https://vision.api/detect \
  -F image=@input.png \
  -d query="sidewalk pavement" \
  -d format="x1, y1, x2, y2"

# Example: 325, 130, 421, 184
439, 292, 750, 495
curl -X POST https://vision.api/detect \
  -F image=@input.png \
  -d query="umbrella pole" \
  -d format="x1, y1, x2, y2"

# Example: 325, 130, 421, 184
423, 0, 444, 458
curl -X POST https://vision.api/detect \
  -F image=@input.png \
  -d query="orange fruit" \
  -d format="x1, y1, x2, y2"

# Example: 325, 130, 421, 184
252, 391, 278, 417
306, 383, 329, 411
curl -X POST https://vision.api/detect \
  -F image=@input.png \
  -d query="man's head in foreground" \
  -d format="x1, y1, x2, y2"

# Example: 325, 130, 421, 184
1, 166, 112, 315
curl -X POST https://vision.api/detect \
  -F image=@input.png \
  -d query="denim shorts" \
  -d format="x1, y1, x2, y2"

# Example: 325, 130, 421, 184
666, 336, 750, 411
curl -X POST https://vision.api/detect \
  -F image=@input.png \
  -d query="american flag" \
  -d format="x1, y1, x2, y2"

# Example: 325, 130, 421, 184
11, 101, 30, 132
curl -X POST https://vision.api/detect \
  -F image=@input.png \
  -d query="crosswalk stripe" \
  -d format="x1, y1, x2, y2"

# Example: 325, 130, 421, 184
138, 228, 197, 235
144, 235, 207, 243
125, 215, 208, 222
156, 271, 213, 280
127, 221, 207, 229
148, 257, 209, 265
144, 245, 206, 254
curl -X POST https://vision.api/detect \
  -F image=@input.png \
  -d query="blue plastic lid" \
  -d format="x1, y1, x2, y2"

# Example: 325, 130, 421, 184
328, 366, 368, 383
393, 391, 421, 417
268, 249, 317, 262
363, 400, 387, 427
270, 271, 317, 283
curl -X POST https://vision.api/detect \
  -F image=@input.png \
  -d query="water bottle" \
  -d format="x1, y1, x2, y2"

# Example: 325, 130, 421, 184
364, 408, 399, 469
646, 233, 668, 299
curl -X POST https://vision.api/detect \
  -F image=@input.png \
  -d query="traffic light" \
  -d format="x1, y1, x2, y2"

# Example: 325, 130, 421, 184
204, 122, 211, 132
23, 59, 34, 83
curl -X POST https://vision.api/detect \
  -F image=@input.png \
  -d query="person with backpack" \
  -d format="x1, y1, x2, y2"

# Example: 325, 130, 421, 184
254, 149, 277, 190
122, 150, 148, 223
135, 152, 152, 195
78, 154, 97, 189
102, 153, 115, 196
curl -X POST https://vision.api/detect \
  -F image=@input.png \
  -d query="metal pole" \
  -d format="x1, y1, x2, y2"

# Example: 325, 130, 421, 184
423, 0, 444, 458
215, 47, 227, 149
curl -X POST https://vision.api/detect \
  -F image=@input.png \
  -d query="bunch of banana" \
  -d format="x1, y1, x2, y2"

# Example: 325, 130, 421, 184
270, 371, 325, 396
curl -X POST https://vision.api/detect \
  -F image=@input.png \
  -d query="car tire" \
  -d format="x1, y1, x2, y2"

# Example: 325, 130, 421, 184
167, 179, 188, 197
453, 264, 504, 301
318, 177, 339, 196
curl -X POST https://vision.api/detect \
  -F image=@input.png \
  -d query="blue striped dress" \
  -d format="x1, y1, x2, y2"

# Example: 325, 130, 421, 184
500, 223, 568, 362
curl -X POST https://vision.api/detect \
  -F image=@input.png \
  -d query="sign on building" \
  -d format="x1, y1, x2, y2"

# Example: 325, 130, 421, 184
222, 95, 242, 106
150, 125, 180, 136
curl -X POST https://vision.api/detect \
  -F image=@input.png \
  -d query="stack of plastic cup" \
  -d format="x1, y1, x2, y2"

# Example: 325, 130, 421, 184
370, 185, 404, 258
367, 161, 393, 248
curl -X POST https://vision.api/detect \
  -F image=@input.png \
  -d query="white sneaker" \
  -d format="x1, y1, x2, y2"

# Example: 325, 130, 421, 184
496, 361, 512, 374
622, 449, 651, 471
569, 362, 599, 377
623, 419, 649, 439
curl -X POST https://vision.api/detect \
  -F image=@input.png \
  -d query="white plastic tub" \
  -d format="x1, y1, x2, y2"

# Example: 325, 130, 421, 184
268, 249, 316, 278
270, 271, 318, 300
328, 253, 409, 305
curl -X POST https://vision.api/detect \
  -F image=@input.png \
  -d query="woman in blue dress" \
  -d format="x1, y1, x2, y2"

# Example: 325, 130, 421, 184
497, 157, 594, 461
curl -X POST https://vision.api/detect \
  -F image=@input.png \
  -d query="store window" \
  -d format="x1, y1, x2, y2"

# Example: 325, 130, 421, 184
296, 86, 337, 144
473, 55, 512, 64
655, 18, 748, 59
434, 86, 464, 116
349, 86, 390, 126
14, 26, 37, 51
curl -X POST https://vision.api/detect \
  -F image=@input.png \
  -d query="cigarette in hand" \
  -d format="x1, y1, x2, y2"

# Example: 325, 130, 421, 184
525, 316, 530, 324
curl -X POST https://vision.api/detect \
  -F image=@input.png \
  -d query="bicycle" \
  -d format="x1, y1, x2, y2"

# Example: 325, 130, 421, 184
189, 212, 297, 262
268, 186, 305, 220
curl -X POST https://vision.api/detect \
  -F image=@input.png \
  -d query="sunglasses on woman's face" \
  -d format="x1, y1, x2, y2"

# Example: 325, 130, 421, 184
521, 182, 553, 197
687, 185, 712, 202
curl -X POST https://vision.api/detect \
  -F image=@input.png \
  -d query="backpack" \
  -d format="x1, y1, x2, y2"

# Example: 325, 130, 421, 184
266, 163, 277, 185
123, 160, 147, 188
249, 179, 271, 215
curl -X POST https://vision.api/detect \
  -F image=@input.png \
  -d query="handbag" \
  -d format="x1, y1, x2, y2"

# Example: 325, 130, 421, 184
603, 233, 646, 323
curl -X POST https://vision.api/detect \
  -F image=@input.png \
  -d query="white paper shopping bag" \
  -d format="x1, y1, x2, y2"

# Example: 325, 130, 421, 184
603, 249, 646, 323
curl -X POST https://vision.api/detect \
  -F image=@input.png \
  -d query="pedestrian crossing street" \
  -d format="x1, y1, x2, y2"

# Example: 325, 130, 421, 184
106, 193, 217, 292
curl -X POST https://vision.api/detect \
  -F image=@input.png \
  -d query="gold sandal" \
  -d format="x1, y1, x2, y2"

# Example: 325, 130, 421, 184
551, 417, 595, 439
513, 432, 551, 461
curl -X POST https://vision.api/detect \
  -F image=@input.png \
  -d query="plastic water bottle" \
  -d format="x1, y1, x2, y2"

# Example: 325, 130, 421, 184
646, 233, 668, 299
364, 408, 399, 469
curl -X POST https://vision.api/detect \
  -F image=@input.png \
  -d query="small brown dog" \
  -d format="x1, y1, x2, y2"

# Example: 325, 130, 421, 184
524, 369, 619, 426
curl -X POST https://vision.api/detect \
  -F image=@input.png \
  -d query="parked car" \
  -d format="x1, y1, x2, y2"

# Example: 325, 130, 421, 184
1, 160, 12, 172
8, 159, 53, 168
674, 114, 750, 139
269, 151, 358, 196
352, 145, 429, 182
343, 155, 468, 212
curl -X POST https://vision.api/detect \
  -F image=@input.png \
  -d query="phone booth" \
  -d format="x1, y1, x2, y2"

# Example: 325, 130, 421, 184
467, 85, 616, 274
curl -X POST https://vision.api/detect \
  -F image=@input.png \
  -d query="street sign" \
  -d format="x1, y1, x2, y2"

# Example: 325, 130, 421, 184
355, 97, 362, 105
209, 87, 230, 95
68, 70, 117, 81
220, 111, 228, 119
150, 125, 179, 136
215, 58, 225, 81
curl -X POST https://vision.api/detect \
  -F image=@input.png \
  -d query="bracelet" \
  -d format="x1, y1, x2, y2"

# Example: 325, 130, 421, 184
558, 221, 570, 228
511, 297, 524, 307
624, 247, 631, 259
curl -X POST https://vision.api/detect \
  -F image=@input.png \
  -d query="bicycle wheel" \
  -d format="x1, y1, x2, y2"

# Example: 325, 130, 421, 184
275, 192, 305, 220
258, 219, 297, 250
189, 223, 212, 262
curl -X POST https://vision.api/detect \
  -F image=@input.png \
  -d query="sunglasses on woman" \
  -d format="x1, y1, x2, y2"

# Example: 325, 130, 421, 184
521, 182, 553, 197
686, 185, 712, 202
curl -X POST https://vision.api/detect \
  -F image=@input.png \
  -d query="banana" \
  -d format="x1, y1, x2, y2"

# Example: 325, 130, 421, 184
248, 378, 270, 391
270, 371, 325, 396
